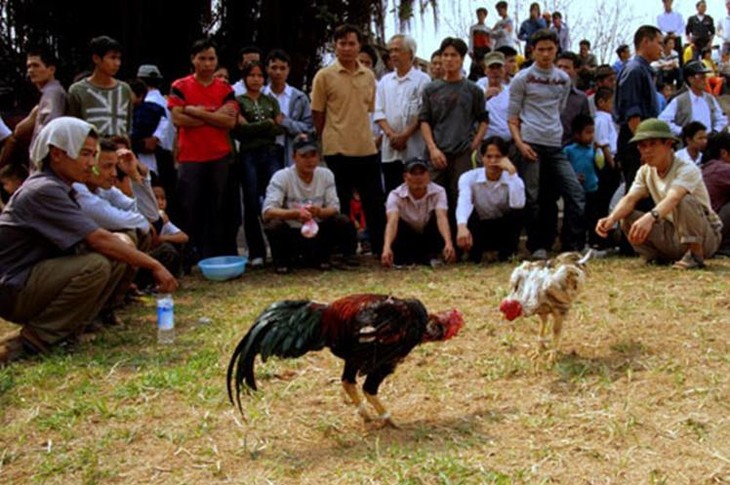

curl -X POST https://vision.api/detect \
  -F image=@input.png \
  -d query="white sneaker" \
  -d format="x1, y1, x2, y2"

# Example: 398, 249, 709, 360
250, 257, 264, 268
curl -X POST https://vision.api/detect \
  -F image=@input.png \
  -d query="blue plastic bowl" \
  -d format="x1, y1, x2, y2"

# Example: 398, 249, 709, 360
198, 256, 247, 281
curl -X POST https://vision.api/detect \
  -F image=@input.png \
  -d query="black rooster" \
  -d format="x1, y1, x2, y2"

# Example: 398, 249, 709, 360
227, 294, 464, 427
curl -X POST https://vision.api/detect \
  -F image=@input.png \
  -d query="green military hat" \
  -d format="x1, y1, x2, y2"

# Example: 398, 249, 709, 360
629, 118, 680, 144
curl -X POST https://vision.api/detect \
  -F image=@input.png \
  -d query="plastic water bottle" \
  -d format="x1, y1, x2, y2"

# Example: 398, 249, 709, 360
157, 294, 175, 344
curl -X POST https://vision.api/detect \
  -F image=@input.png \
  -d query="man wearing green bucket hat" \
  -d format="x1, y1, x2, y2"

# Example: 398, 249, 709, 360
595, 118, 722, 269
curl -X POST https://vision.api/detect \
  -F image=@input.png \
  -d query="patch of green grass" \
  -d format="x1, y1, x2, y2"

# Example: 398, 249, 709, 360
0, 259, 729, 483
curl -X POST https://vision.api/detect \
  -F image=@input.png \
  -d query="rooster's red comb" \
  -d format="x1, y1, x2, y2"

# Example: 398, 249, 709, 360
443, 309, 464, 340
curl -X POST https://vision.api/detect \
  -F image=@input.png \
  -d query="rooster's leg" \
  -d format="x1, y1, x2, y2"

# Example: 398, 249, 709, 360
547, 312, 565, 364
342, 381, 374, 422
341, 362, 373, 422
530, 313, 551, 361
363, 365, 398, 428
364, 393, 398, 428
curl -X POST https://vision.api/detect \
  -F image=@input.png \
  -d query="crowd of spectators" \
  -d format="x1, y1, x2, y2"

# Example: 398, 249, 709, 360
1, 0, 729, 362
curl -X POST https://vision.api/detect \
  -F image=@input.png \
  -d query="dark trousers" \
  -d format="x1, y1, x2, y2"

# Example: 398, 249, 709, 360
617, 123, 641, 189
431, 150, 475, 243
177, 157, 230, 263
466, 210, 523, 262
325, 154, 386, 255
240, 146, 284, 260
392, 215, 444, 265
517, 143, 585, 252
617, 124, 654, 214
154, 149, 179, 223
382, 160, 405, 195
220, 159, 242, 256
135, 242, 183, 289
263, 214, 357, 267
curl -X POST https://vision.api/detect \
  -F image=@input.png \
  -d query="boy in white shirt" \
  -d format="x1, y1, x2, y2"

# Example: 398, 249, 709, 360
593, 86, 622, 248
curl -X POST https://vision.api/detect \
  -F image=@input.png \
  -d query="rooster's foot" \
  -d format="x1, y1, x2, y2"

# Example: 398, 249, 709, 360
546, 348, 559, 365
378, 413, 399, 429
357, 402, 375, 423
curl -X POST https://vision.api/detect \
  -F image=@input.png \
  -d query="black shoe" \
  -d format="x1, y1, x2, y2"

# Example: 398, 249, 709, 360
342, 255, 360, 267
100, 310, 124, 327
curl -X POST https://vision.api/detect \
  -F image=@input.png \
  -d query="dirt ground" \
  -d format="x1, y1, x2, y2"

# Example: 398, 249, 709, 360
0, 256, 729, 484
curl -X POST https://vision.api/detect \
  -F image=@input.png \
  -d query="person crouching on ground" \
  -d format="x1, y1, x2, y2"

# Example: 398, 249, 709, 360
0, 117, 177, 364
381, 158, 455, 267
456, 136, 525, 262
596, 118, 722, 269
261, 134, 357, 274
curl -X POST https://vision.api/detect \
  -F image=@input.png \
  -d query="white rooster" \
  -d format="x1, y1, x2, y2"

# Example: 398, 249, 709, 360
499, 251, 592, 363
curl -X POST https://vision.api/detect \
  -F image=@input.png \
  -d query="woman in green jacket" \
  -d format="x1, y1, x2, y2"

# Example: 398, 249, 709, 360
233, 61, 285, 267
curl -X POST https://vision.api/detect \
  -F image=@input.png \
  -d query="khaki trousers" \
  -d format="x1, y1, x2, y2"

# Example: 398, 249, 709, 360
7, 253, 127, 345
622, 195, 722, 262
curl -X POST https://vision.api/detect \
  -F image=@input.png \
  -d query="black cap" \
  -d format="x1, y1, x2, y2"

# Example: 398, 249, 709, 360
403, 158, 429, 172
293, 134, 318, 154
683, 60, 712, 80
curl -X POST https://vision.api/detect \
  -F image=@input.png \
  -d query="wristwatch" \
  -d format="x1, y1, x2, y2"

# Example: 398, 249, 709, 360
650, 209, 660, 221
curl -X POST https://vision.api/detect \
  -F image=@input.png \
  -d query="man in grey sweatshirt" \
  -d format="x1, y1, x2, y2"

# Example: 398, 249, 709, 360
508, 29, 585, 257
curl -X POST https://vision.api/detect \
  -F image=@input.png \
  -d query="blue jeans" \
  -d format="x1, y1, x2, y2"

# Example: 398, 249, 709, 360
517, 143, 585, 252
239, 145, 284, 260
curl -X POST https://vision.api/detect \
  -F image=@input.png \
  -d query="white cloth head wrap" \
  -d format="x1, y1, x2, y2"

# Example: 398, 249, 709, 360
30, 117, 97, 168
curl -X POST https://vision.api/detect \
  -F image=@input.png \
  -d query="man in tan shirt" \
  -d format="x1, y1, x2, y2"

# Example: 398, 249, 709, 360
311, 24, 385, 255
596, 119, 722, 269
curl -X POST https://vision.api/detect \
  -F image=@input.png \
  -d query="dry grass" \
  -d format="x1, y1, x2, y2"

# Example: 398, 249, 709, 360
1, 256, 730, 484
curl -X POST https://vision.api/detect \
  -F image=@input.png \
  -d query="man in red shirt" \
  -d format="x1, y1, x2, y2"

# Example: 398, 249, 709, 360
168, 38, 238, 265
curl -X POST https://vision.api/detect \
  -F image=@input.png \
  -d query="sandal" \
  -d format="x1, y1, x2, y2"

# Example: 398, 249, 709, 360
672, 251, 706, 270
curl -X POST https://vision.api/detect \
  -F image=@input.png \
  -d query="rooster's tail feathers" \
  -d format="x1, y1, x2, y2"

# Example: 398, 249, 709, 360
226, 300, 326, 412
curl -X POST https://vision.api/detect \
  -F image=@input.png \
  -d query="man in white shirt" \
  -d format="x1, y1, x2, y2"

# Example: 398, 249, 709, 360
675, 121, 708, 165
456, 136, 525, 262
720, 1, 730, 56
136, 64, 178, 219
492, 1, 516, 49
657, 0, 685, 56
73, 139, 153, 323
232, 46, 262, 97
135, 65, 175, 171
262, 49, 314, 167
381, 158, 455, 267
550, 12, 570, 52
374, 34, 431, 193
73, 139, 150, 233
659, 61, 728, 135
480, 52, 511, 141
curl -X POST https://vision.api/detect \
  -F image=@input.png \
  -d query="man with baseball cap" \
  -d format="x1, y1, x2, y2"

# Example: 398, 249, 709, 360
596, 118, 722, 269
135, 64, 177, 216
658, 60, 728, 136
479, 51, 512, 142
262, 134, 357, 274
381, 157, 455, 267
